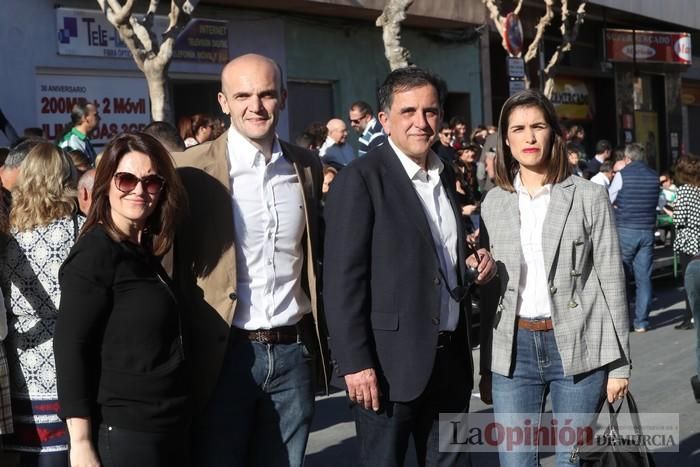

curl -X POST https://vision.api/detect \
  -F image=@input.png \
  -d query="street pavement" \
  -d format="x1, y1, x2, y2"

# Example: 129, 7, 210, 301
306, 276, 699, 466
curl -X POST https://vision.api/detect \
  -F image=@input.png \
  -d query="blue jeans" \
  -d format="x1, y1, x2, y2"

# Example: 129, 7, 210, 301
194, 333, 315, 467
686, 259, 700, 375
617, 227, 655, 330
491, 328, 606, 467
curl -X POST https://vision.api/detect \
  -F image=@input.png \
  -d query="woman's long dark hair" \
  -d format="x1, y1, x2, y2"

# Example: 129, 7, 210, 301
81, 132, 187, 256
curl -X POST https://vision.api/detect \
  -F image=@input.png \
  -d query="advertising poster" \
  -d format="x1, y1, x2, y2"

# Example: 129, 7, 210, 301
550, 78, 593, 120
605, 29, 692, 65
36, 74, 150, 147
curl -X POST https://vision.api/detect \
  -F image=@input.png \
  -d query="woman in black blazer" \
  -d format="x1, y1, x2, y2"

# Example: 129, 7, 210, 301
54, 133, 188, 467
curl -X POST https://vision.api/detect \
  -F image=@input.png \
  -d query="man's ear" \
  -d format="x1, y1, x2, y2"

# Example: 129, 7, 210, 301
217, 92, 230, 115
378, 111, 391, 136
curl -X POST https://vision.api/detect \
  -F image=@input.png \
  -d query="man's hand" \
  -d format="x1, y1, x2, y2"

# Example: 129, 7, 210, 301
345, 368, 381, 411
467, 248, 496, 284
607, 377, 630, 403
479, 373, 492, 405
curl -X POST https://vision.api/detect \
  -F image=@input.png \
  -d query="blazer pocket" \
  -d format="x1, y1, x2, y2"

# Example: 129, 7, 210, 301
370, 311, 399, 331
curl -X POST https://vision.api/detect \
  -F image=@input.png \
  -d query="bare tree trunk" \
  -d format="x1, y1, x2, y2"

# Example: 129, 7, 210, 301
97, 0, 197, 123
376, 0, 414, 70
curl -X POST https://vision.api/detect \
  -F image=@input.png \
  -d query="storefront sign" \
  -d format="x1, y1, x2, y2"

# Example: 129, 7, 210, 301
56, 7, 228, 63
604, 29, 692, 65
549, 78, 593, 120
36, 74, 150, 147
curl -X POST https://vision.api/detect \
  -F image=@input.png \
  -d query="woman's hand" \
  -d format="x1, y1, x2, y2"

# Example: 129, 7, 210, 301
462, 204, 478, 216
607, 377, 630, 403
69, 439, 101, 467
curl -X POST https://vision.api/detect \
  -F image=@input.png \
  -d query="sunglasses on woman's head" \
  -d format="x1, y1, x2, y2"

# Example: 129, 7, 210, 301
113, 172, 165, 195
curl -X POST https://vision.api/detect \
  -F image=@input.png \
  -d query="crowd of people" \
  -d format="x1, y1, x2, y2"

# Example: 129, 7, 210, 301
0, 53, 696, 467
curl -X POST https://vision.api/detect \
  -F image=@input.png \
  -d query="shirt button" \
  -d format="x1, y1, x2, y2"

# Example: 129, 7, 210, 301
433, 277, 441, 286
229, 292, 238, 300
267, 231, 272, 239
432, 317, 440, 325
550, 286, 557, 294
267, 259, 273, 265
568, 301, 578, 308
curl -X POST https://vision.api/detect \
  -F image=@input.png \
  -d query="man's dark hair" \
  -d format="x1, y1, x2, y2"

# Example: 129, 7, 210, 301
449, 116, 467, 129
143, 121, 186, 152
595, 139, 611, 155
23, 127, 44, 138
378, 67, 447, 113
5, 138, 45, 168
70, 99, 93, 126
438, 122, 451, 132
350, 101, 374, 117
566, 142, 581, 157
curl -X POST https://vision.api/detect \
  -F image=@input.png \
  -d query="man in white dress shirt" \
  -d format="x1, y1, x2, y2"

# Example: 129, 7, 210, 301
171, 54, 327, 467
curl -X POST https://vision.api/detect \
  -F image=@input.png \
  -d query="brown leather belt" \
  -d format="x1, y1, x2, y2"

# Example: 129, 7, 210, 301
235, 324, 300, 345
517, 318, 554, 332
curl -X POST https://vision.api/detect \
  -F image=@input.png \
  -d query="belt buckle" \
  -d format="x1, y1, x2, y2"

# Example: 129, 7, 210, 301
256, 330, 271, 344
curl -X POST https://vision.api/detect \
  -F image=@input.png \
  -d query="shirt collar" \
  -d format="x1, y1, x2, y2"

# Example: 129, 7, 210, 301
71, 127, 88, 140
228, 126, 283, 168
388, 136, 443, 182
514, 172, 552, 199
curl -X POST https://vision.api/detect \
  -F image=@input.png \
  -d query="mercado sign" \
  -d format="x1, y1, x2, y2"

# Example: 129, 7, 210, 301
550, 78, 593, 121
56, 7, 228, 63
604, 28, 691, 65
36, 73, 150, 147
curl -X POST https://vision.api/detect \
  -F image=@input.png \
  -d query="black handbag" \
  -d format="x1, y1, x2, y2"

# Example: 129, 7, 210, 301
570, 392, 656, 467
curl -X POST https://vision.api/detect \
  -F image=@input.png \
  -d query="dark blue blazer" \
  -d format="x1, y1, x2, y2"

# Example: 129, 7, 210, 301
323, 142, 474, 402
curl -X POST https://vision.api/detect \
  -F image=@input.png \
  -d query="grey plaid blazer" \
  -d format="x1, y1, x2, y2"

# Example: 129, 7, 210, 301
480, 176, 631, 379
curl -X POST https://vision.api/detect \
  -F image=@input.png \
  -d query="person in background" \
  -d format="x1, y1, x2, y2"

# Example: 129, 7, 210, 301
1, 139, 44, 192
455, 143, 481, 232
590, 160, 614, 189
585, 139, 612, 178
2, 142, 79, 467
76, 169, 96, 216
0, 182, 11, 461
566, 142, 584, 177
470, 125, 488, 146
54, 132, 189, 467
479, 89, 630, 466
672, 155, 700, 331
319, 118, 355, 168
143, 121, 186, 153
58, 100, 99, 166
67, 149, 91, 177
449, 116, 468, 149
322, 164, 338, 197
348, 101, 385, 157
609, 143, 659, 333
659, 171, 677, 214
23, 128, 45, 139
183, 114, 215, 148
431, 122, 456, 164
687, 256, 700, 402
477, 133, 498, 195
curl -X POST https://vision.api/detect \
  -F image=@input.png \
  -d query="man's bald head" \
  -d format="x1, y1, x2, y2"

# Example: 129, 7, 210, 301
217, 54, 287, 156
327, 118, 348, 145
220, 54, 284, 96
77, 168, 96, 215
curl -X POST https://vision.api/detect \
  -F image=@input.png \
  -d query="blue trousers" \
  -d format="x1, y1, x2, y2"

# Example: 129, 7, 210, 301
194, 333, 314, 467
492, 328, 606, 467
685, 259, 700, 375
617, 227, 655, 330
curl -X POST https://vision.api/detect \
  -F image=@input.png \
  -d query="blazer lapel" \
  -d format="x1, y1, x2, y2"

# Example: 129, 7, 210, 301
201, 129, 232, 193
542, 177, 575, 276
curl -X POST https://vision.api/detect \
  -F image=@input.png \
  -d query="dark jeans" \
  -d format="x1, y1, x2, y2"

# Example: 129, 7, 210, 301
680, 253, 695, 323
618, 227, 655, 329
352, 339, 472, 467
194, 334, 315, 467
17, 452, 69, 467
97, 424, 188, 467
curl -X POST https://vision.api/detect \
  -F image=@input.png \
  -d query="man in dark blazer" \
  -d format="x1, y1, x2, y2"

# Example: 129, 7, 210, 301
170, 54, 328, 467
323, 67, 496, 467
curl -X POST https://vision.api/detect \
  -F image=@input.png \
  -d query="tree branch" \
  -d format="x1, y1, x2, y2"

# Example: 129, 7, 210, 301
376, 0, 414, 70
543, 1, 587, 97
524, 0, 554, 63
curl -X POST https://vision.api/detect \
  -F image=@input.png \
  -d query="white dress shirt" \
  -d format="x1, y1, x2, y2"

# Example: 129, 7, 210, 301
590, 171, 611, 190
227, 128, 311, 330
514, 174, 553, 319
389, 138, 460, 332
319, 136, 355, 166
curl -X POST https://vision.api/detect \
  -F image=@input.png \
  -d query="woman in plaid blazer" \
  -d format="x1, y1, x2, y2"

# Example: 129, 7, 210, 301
479, 89, 631, 467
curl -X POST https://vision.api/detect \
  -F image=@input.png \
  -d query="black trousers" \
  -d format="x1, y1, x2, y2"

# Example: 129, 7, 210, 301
97, 424, 188, 467
351, 337, 472, 467
681, 253, 694, 322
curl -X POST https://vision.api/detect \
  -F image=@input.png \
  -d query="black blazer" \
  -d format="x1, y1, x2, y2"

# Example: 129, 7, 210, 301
323, 143, 473, 402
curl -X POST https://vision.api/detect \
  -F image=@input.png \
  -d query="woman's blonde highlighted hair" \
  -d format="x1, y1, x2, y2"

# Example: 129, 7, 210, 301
10, 142, 77, 231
